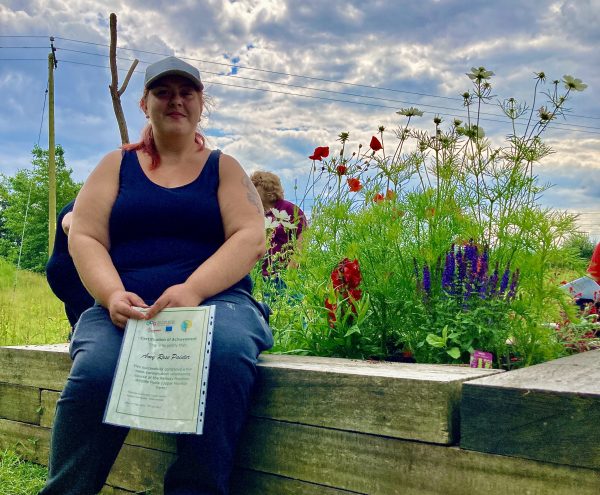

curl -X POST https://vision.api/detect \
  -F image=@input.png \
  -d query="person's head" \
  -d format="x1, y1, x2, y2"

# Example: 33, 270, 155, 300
250, 171, 284, 210
124, 56, 205, 168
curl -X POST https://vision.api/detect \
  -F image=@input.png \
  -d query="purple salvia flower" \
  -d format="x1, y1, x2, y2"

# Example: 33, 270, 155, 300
499, 265, 511, 295
442, 245, 455, 291
464, 267, 477, 300
507, 268, 520, 300
423, 264, 431, 295
456, 249, 467, 289
478, 278, 488, 299
475, 247, 489, 297
464, 239, 478, 273
478, 247, 489, 280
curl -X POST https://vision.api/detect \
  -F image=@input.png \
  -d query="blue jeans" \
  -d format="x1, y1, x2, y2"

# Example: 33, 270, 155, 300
39, 288, 273, 495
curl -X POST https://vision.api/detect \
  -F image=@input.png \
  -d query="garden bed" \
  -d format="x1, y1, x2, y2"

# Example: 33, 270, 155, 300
1, 345, 599, 494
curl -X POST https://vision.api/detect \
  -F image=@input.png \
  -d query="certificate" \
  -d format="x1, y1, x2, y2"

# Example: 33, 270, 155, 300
559, 276, 600, 300
104, 305, 215, 434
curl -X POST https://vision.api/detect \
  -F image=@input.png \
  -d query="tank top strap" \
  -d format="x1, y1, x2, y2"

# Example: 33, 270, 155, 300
200, 149, 222, 189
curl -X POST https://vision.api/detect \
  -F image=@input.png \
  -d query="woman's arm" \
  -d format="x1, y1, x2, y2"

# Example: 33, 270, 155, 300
145, 153, 265, 317
69, 150, 148, 327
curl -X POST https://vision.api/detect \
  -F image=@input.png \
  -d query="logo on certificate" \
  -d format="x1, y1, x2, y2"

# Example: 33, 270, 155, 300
181, 320, 193, 332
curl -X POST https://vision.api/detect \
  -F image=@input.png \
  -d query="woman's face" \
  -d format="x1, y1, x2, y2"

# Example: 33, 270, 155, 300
142, 75, 203, 137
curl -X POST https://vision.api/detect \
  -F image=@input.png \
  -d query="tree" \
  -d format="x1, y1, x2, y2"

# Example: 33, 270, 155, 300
0, 145, 82, 272
563, 232, 597, 262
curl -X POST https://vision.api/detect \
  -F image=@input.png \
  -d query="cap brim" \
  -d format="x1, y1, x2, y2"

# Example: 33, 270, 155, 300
145, 70, 204, 91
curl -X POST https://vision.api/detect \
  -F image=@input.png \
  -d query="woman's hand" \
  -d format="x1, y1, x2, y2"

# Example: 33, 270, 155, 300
145, 283, 204, 320
107, 290, 149, 328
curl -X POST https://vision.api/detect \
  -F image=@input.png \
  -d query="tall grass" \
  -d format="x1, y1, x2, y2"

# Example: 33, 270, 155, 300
0, 257, 70, 346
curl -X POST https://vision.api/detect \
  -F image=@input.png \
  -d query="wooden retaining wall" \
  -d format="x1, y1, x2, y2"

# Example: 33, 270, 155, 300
0, 344, 599, 494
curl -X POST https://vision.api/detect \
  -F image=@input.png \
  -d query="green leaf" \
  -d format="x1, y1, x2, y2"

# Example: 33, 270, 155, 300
426, 333, 445, 348
344, 325, 361, 338
447, 347, 461, 359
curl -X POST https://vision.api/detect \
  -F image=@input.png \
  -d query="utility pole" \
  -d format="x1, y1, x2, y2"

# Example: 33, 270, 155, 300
48, 38, 57, 256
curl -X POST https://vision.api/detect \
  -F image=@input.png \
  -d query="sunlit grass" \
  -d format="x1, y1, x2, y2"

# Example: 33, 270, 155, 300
0, 450, 46, 495
0, 257, 70, 346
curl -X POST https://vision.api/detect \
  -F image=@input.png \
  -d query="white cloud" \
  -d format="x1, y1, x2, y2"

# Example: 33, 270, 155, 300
0, 0, 598, 222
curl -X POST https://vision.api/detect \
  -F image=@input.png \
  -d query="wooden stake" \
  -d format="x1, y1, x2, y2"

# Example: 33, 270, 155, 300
109, 12, 138, 145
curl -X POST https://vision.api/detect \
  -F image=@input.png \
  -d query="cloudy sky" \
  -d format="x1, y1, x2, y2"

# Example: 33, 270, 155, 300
1, 0, 599, 235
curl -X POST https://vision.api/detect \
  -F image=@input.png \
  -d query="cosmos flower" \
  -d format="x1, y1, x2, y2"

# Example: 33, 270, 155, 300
562, 75, 587, 92
467, 66, 494, 82
397, 107, 424, 117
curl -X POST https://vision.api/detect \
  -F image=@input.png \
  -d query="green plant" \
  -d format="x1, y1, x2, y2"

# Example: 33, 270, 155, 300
252, 68, 587, 366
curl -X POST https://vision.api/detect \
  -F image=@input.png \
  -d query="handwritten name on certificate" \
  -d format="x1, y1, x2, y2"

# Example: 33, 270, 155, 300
104, 306, 215, 434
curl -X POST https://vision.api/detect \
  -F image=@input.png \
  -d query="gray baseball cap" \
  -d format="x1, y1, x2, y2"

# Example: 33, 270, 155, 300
144, 56, 204, 90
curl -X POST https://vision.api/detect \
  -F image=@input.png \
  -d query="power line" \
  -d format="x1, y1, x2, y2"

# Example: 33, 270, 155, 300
0, 58, 47, 61
51, 35, 600, 121
55, 58, 600, 136
37, 81, 49, 146
52, 46, 600, 132
5, 34, 599, 122
0, 46, 50, 49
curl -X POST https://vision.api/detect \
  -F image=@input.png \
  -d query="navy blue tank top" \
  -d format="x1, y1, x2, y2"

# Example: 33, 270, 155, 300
109, 149, 251, 303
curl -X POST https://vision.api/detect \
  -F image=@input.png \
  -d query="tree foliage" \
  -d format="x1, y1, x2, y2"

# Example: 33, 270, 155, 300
0, 145, 82, 272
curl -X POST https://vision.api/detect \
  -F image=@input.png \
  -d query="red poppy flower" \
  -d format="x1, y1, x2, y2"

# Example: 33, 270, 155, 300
347, 178, 362, 192
370, 136, 383, 151
336, 165, 348, 175
385, 189, 396, 200
309, 146, 330, 161
373, 193, 385, 203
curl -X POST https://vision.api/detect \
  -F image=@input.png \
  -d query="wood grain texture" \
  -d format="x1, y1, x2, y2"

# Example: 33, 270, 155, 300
2, 346, 500, 445
0, 418, 50, 465
231, 469, 364, 494
237, 417, 600, 495
0, 344, 71, 390
461, 349, 600, 469
2, 415, 599, 495
0, 383, 40, 424
253, 355, 500, 444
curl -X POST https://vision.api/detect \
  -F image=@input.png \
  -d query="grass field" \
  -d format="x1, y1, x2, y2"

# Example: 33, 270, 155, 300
0, 450, 46, 495
0, 258, 63, 492
0, 258, 70, 346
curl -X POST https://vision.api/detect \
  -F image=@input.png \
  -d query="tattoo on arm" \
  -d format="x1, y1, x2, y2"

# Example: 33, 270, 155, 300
242, 176, 263, 215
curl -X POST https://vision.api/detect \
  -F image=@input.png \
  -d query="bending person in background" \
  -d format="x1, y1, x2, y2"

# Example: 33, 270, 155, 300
250, 171, 307, 287
39, 56, 273, 495
45, 199, 94, 339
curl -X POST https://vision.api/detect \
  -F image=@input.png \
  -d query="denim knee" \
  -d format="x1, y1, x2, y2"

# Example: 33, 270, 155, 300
63, 305, 124, 403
